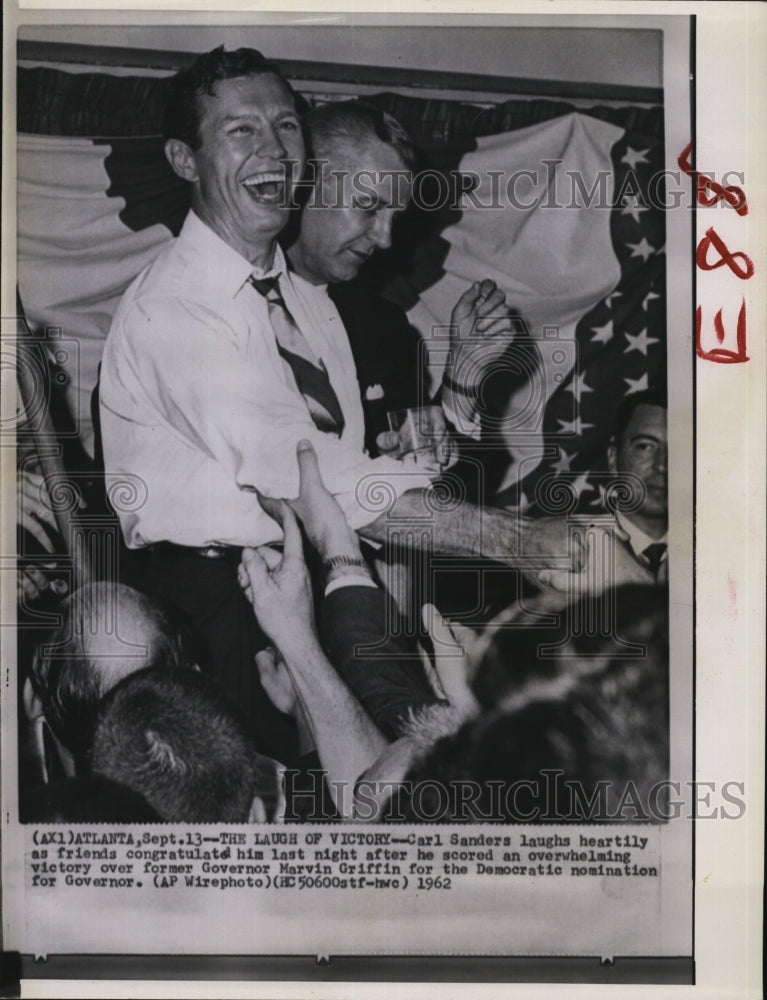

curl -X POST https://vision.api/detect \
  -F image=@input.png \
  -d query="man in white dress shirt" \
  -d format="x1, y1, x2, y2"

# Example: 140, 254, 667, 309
100, 46, 381, 756
99, 47, 586, 756
101, 48, 430, 554
99, 47, 438, 757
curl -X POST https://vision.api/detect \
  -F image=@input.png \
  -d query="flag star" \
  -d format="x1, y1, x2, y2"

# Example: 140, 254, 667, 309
604, 290, 622, 310
620, 194, 648, 223
590, 320, 614, 344
589, 484, 609, 509
626, 237, 655, 262
642, 289, 660, 310
517, 491, 531, 515
570, 472, 595, 500
565, 370, 593, 397
552, 446, 576, 473
624, 373, 649, 395
621, 146, 650, 170
624, 328, 659, 356
557, 417, 595, 435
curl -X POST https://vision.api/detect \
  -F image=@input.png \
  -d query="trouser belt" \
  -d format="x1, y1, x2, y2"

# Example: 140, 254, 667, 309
140, 541, 243, 562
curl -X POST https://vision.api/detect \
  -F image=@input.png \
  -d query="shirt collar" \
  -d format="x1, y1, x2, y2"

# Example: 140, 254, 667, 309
180, 210, 286, 299
615, 510, 667, 558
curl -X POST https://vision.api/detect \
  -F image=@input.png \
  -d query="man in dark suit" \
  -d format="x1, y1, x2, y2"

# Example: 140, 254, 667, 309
607, 389, 668, 582
285, 100, 430, 458
285, 99, 514, 465
327, 281, 427, 458
285, 101, 525, 627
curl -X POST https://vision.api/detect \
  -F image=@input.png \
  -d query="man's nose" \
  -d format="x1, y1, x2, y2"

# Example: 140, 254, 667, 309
256, 125, 287, 161
654, 443, 668, 473
370, 212, 394, 250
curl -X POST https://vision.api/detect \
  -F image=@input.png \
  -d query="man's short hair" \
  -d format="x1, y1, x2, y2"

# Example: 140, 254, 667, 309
399, 586, 669, 822
303, 100, 419, 173
30, 583, 192, 764
611, 387, 668, 447
91, 667, 280, 823
163, 45, 290, 148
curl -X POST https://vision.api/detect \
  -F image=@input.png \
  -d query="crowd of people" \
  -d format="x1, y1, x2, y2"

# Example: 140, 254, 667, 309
17, 46, 669, 825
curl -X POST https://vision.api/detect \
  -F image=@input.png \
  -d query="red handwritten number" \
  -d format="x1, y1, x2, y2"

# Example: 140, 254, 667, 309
680, 142, 753, 364
678, 143, 748, 216
696, 227, 755, 280
696, 301, 749, 364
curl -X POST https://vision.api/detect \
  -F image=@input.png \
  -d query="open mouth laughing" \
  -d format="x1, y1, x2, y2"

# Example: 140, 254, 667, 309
242, 171, 288, 204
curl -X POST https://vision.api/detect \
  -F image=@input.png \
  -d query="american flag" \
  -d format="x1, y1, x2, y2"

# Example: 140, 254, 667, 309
367, 93, 667, 515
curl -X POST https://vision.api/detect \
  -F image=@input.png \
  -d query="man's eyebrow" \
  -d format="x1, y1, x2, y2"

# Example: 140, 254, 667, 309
219, 109, 298, 124
218, 113, 254, 125
629, 433, 661, 444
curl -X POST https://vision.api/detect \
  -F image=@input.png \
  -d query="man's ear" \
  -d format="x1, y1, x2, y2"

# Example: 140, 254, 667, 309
606, 441, 618, 474
248, 795, 268, 824
164, 138, 199, 183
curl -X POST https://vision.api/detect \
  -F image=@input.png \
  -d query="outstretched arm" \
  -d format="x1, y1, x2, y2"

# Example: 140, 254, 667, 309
353, 603, 482, 821
258, 440, 439, 739
239, 501, 387, 818
259, 441, 583, 577
360, 487, 587, 579
361, 494, 652, 595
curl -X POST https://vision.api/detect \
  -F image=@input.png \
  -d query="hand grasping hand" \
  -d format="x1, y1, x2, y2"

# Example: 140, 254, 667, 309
535, 518, 653, 594
257, 439, 363, 563
17, 468, 71, 604
238, 499, 317, 655
421, 603, 480, 715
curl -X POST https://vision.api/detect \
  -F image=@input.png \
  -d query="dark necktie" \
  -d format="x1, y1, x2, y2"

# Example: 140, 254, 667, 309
641, 542, 667, 579
249, 275, 345, 436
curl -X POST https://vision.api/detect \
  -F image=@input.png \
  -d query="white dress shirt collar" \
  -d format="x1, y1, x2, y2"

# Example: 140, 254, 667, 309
615, 510, 667, 560
181, 210, 285, 297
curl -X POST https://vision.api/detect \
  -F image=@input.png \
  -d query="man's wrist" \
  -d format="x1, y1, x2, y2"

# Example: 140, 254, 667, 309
322, 554, 373, 589
275, 629, 324, 671
315, 528, 363, 561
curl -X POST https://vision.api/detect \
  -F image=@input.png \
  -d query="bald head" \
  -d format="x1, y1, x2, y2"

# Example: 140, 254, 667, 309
31, 582, 192, 764
63, 583, 180, 684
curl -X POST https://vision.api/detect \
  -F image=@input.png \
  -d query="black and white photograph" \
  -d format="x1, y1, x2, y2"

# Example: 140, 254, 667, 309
1, 5, 763, 997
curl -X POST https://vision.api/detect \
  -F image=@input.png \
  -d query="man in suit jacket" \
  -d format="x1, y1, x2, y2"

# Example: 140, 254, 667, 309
607, 389, 668, 582
327, 281, 428, 458
285, 99, 515, 467
285, 101, 528, 627
283, 101, 423, 453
